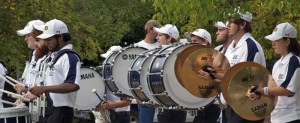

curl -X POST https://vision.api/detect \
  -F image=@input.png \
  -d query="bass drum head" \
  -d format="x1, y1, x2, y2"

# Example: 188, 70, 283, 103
163, 44, 215, 109
112, 47, 147, 96
75, 67, 105, 110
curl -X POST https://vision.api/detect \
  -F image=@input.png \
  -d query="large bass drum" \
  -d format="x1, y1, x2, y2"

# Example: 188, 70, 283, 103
147, 43, 221, 109
103, 46, 147, 97
128, 48, 161, 106
75, 67, 105, 110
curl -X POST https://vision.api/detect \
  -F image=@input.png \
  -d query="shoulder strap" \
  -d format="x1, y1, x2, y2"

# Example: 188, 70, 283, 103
49, 49, 81, 68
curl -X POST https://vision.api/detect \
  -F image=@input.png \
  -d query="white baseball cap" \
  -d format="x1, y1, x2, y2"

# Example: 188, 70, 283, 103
37, 19, 69, 39
185, 29, 212, 44
239, 12, 252, 22
154, 24, 179, 40
214, 21, 229, 29
100, 46, 122, 58
265, 22, 297, 41
17, 20, 44, 36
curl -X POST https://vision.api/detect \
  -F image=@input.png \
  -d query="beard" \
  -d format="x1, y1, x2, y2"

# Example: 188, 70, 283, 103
35, 45, 49, 61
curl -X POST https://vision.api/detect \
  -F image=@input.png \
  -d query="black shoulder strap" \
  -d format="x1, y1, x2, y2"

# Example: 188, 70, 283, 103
49, 49, 81, 68
218, 46, 224, 52
0, 60, 7, 69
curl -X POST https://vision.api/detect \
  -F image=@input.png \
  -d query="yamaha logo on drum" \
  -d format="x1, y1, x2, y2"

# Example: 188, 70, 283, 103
81, 72, 95, 80
122, 54, 137, 60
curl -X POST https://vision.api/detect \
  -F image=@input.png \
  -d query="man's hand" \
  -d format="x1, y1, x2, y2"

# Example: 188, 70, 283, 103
29, 86, 46, 96
23, 92, 38, 100
14, 84, 28, 93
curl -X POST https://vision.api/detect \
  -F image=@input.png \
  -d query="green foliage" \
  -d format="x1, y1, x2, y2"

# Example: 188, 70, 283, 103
0, 0, 154, 77
144, 0, 300, 61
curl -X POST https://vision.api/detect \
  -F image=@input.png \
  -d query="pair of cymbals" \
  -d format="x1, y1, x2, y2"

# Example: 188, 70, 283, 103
175, 45, 276, 121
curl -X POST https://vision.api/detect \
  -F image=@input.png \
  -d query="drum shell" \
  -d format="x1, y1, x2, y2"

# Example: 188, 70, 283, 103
0, 107, 30, 123
128, 48, 161, 105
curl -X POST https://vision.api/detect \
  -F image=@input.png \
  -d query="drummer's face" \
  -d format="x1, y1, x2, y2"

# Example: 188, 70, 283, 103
191, 36, 209, 45
272, 38, 289, 56
44, 36, 60, 52
228, 23, 238, 37
216, 27, 229, 43
156, 33, 171, 46
24, 32, 37, 50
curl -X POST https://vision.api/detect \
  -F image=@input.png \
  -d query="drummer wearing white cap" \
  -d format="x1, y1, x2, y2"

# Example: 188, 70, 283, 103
15, 20, 44, 93
185, 28, 211, 46
154, 24, 179, 48
222, 12, 266, 123
247, 22, 300, 123
29, 19, 81, 123
153, 24, 187, 123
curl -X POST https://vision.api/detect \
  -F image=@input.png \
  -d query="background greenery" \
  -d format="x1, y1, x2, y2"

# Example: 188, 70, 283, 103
1, 0, 300, 77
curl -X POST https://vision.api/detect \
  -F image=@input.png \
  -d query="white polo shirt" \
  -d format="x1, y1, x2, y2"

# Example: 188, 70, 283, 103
22, 50, 36, 86
215, 45, 225, 54
0, 63, 7, 108
44, 44, 81, 107
134, 40, 158, 50
225, 33, 266, 67
271, 53, 300, 123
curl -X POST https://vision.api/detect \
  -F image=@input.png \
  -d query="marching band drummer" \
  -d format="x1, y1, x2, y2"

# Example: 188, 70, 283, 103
95, 45, 131, 123
198, 12, 266, 123
15, 20, 44, 93
29, 19, 81, 123
153, 24, 187, 123
134, 20, 161, 123
214, 21, 233, 54
185, 28, 222, 123
247, 22, 300, 123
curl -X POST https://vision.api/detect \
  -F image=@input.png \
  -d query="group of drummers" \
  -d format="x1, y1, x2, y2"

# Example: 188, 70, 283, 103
0, 10, 299, 123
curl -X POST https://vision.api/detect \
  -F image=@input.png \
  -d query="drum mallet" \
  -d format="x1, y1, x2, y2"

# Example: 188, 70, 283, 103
92, 89, 104, 103
0, 89, 33, 102
5, 75, 28, 88
0, 74, 15, 87
0, 99, 17, 106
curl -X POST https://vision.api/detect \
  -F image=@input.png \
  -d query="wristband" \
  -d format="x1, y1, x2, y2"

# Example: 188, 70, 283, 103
263, 87, 268, 95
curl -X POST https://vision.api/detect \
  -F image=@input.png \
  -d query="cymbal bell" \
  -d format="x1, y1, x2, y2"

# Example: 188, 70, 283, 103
175, 45, 230, 98
221, 62, 277, 121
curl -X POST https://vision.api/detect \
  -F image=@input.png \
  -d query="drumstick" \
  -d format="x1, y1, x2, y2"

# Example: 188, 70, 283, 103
0, 99, 17, 106
92, 89, 104, 103
5, 75, 27, 88
0, 89, 32, 102
0, 74, 15, 87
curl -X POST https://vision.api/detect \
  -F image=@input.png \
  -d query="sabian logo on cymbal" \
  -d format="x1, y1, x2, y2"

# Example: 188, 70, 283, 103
200, 55, 213, 61
251, 103, 267, 117
242, 74, 254, 83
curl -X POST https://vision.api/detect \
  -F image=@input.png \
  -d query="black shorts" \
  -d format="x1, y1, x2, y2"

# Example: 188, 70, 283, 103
38, 106, 74, 123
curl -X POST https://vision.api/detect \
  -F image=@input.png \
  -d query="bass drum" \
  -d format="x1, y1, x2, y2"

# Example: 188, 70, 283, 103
128, 48, 161, 106
147, 43, 215, 109
103, 46, 147, 97
75, 67, 105, 110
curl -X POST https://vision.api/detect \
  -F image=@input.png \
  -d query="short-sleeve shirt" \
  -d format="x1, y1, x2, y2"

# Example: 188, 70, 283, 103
44, 44, 81, 107
271, 53, 300, 123
225, 33, 266, 67
134, 40, 158, 50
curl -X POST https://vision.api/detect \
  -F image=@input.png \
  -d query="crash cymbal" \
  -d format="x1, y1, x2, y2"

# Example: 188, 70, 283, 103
221, 62, 276, 121
175, 46, 230, 98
